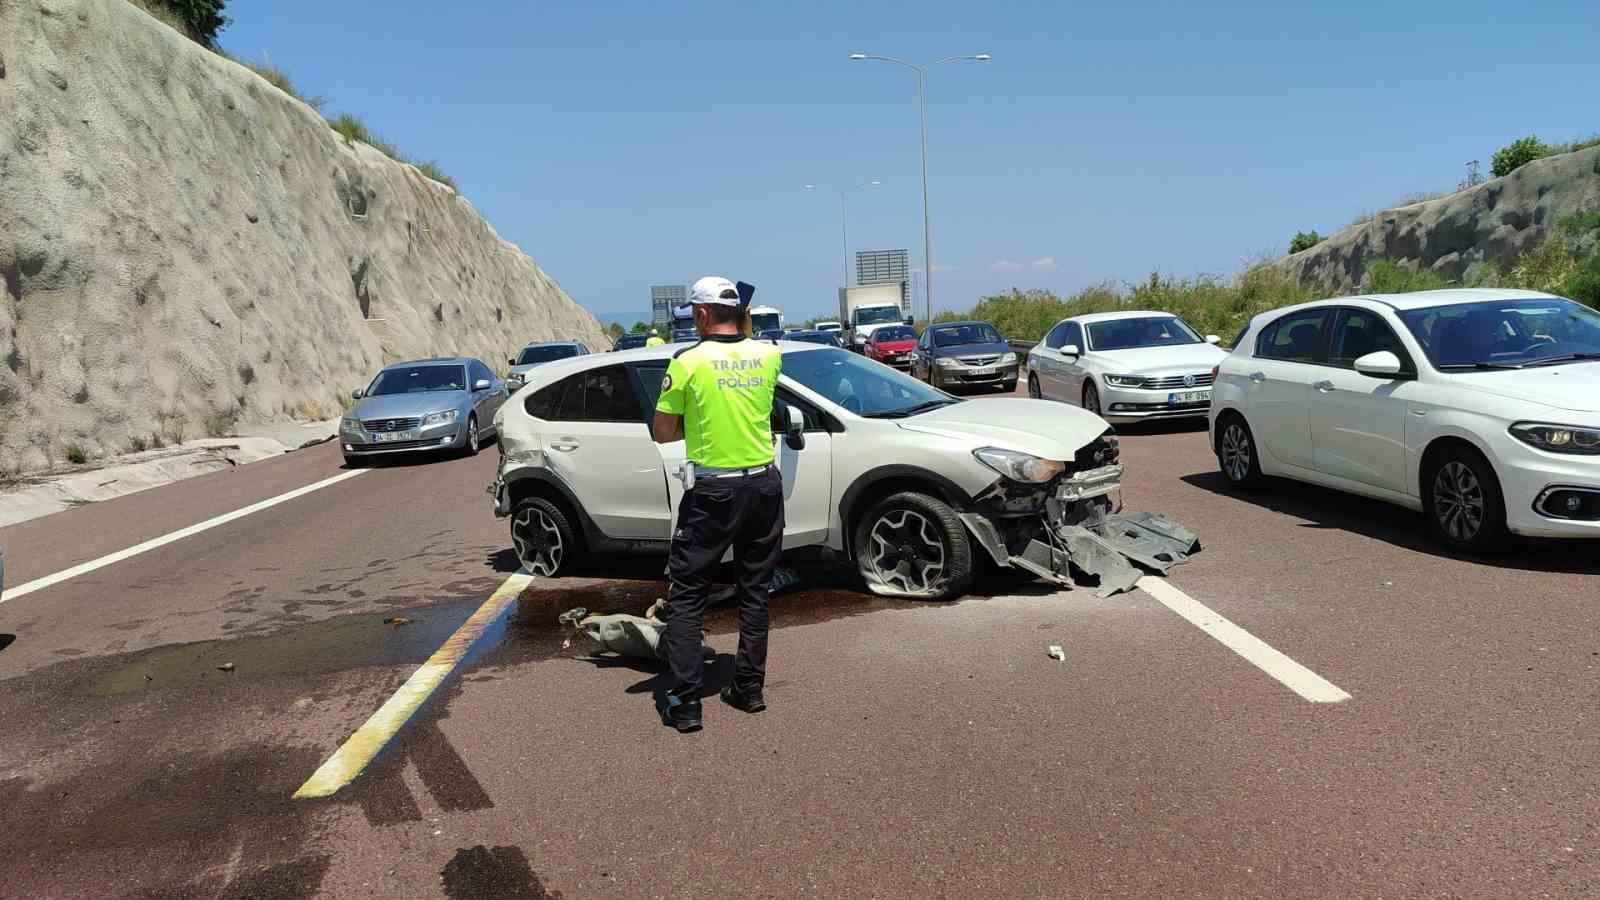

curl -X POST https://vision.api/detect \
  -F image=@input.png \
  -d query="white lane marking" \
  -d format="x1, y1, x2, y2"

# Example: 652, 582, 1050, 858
1138, 576, 1351, 704
1, 469, 369, 604
294, 569, 535, 799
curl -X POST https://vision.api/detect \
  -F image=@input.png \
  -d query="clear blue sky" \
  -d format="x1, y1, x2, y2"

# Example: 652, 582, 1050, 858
225, 0, 1599, 323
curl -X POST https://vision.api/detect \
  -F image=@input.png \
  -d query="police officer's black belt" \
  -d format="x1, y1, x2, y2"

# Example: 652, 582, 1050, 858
696, 464, 775, 479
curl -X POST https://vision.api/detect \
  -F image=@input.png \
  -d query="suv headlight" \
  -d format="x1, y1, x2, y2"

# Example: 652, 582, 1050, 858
421, 409, 460, 427
1103, 375, 1147, 388
1510, 422, 1600, 455
1000, 352, 1018, 365
974, 447, 1066, 483
340, 416, 362, 435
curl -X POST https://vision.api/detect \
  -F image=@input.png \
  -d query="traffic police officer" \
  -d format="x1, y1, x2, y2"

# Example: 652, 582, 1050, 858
651, 275, 784, 733
644, 328, 665, 347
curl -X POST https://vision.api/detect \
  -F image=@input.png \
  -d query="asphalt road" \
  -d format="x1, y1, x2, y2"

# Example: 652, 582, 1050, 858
2, 398, 1597, 898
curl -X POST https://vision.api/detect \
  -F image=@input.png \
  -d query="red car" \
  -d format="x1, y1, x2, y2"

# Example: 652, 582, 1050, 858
866, 325, 918, 368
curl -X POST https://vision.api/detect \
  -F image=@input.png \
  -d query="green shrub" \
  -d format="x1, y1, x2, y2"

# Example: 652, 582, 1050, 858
330, 113, 374, 146
125, 0, 229, 47
1288, 230, 1323, 254
64, 444, 88, 465
1491, 135, 1550, 177
1362, 260, 1448, 294
235, 56, 326, 112
129, 435, 149, 453
204, 407, 240, 438
413, 160, 457, 191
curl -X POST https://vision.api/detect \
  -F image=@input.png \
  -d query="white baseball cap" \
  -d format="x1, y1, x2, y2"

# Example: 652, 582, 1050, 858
689, 275, 741, 307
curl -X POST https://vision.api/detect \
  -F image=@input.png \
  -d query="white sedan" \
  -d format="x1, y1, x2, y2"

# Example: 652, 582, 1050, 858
1026, 311, 1227, 423
1211, 288, 1600, 551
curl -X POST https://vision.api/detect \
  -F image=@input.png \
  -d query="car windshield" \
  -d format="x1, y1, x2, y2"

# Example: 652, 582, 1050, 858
873, 326, 916, 342
614, 335, 647, 349
1397, 297, 1600, 369
368, 365, 466, 395
750, 313, 782, 334
782, 348, 954, 417
855, 306, 904, 326
933, 324, 1002, 347
1087, 316, 1203, 351
517, 345, 578, 365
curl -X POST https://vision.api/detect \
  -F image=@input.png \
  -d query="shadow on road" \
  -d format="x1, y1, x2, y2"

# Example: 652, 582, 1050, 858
1181, 470, 1600, 576
340, 437, 500, 471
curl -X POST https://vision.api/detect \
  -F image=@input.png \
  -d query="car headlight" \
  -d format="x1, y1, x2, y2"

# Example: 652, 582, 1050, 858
421, 409, 460, 427
1001, 352, 1017, 365
1103, 374, 1148, 388
974, 447, 1066, 483
340, 416, 362, 435
1510, 422, 1600, 455
936, 357, 960, 368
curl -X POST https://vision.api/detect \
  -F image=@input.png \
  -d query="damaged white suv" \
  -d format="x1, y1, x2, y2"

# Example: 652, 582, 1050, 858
489, 342, 1164, 600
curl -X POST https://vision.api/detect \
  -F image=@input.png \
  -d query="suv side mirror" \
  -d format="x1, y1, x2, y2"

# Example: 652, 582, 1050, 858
784, 404, 805, 451
351, 389, 364, 400
1353, 350, 1407, 379
1205, 334, 1222, 345
508, 357, 517, 366
1061, 344, 1081, 357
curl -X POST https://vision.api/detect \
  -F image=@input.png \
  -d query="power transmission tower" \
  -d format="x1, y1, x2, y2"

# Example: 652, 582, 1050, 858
1459, 159, 1484, 191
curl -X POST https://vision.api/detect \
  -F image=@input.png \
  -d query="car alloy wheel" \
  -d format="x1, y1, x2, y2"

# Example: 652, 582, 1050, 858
511, 502, 565, 577
1027, 373, 1042, 399
865, 508, 947, 597
466, 416, 480, 455
1221, 422, 1253, 483
1432, 460, 1485, 543
1083, 383, 1101, 416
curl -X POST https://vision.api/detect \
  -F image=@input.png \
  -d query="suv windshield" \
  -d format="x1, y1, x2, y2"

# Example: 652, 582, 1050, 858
1087, 316, 1202, 351
1398, 297, 1600, 369
517, 344, 578, 365
932, 324, 1002, 347
855, 306, 904, 326
781, 348, 953, 417
368, 365, 466, 395
873, 326, 916, 342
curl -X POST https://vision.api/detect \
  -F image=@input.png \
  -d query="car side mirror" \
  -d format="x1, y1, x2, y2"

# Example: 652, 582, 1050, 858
1353, 350, 1406, 379
351, 389, 364, 400
784, 404, 805, 451
1062, 344, 1081, 357
473, 378, 492, 392
903, 316, 914, 326
1205, 334, 1222, 345
508, 357, 517, 366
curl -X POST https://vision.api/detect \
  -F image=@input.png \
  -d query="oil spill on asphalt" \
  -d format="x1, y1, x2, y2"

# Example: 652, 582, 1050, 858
87, 600, 482, 695
441, 845, 564, 899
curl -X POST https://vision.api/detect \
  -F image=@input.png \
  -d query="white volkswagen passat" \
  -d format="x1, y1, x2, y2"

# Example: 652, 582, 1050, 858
1210, 289, 1600, 551
487, 342, 1125, 600
1027, 311, 1228, 423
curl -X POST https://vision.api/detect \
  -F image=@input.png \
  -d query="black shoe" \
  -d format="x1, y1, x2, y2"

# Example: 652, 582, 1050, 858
665, 696, 702, 733
720, 683, 766, 714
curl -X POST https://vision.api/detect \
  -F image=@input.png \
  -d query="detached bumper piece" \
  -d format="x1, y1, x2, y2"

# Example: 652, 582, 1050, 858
1011, 512, 1199, 598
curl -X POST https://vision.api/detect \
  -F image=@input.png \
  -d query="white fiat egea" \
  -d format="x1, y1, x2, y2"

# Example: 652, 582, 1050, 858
488, 342, 1124, 600
1211, 289, 1600, 551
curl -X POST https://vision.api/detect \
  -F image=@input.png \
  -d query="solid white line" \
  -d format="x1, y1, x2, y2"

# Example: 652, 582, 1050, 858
294, 569, 535, 799
1137, 576, 1351, 704
1, 469, 369, 604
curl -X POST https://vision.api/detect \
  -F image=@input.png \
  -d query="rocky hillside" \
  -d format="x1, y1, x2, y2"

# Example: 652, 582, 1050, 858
0, 0, 607, 471
1279, 145, 1600, 292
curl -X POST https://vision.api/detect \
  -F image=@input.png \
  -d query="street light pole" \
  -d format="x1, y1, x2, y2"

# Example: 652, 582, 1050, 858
804, 178, 879, 297
850, 52, 990, 324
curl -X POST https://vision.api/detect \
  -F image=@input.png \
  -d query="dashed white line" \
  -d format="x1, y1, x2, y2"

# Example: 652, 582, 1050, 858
1, 469, 369, 604
1138, 576, 1351, 704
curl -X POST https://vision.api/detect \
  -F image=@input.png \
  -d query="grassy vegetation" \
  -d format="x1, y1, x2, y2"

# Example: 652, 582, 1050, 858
944, 215, 1600, 345
203, 406, 241, 438
228, 54, 326, 112
328, 114, 457, 190
64, 444, 89, 465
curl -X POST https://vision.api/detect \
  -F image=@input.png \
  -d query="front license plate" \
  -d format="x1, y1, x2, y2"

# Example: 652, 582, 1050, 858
970, 367, 995, 376
374, 430, 420, 442
1168, 390, 1211, 405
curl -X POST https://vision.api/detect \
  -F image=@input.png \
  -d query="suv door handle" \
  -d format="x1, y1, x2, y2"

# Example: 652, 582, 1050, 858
1313, 380, 1335, 392
1249, 372, 1267, 384
550, 438, 580, 452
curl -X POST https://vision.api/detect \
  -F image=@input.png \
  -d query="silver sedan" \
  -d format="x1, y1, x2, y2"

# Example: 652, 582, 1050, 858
339, 357, 507, 466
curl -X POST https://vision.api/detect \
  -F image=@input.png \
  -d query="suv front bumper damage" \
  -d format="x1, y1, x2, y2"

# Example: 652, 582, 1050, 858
961, 463, 1199, 597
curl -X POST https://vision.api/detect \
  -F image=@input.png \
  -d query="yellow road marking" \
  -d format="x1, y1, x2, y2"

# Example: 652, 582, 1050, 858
293, 570, 536, 799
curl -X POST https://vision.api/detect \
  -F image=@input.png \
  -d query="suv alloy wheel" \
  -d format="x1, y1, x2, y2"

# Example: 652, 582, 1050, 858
852, 492, 975, 600
511, 497, 576, 577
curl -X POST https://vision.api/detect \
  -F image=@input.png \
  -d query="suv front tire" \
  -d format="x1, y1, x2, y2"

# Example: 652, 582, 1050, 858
852, 491, 975, 601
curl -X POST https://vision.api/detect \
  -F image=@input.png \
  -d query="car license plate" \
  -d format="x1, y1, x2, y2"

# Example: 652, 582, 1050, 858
970, 367, 995, 376
373, 430, 420, 442
1168, 390, 1211, 405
